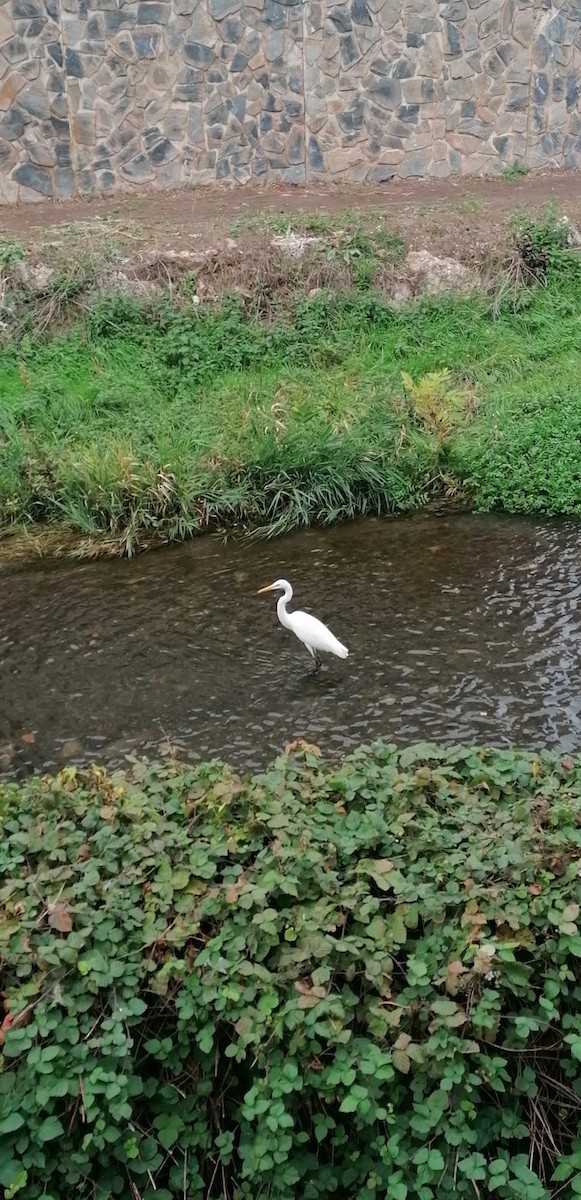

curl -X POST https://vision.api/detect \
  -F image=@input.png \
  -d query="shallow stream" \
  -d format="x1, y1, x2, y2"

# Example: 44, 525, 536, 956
1, 513, 580, 780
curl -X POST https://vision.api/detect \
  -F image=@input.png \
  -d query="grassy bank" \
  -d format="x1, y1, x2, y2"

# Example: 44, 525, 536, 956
2, 742, 581, 1198
1, 209, 581, 555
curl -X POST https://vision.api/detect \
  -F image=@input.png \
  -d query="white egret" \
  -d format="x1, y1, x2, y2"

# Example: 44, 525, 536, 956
257, 578, 349, 672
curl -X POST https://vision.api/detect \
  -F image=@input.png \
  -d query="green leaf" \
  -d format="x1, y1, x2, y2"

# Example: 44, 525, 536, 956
5, 1168, 27, 1199
37, 1117, 65, 1143
0, 1163, 24, 1190
0, 1114, 25, 1135
489, 1160, 508, 1177
431, 999, 459, 1017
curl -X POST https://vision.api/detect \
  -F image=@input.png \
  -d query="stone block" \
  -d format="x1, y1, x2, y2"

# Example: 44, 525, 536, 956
392, 55, 414, 78
447, 130, 494, 153
64, 48, 83, 76
377, 0, 401, 30
184, 40, 215, 66
137, 2, 170, 22
329, 5, 351, 31
3, 36, 27, 64
0, 8, 15, 42
532, 72, 549, 104
325, 143, 364, 170
286, 125, 304, 161
23, 136, 56, 165
133, 32, 160, 57
369, 77, 401, 108
398, 147, 432, 175
445, 22, 461, 56
506, 84, 528, 111
337, 92, 365, 132
149, 136, 178, 164
18, 81, 50, 119
120, 151, 155, 180
12, 159, 52, 194
350, 0, 373, 25
0, 136, 16, 169
512, 7, 532, 47
457, 116, 493, 138
441, 0, 466, 17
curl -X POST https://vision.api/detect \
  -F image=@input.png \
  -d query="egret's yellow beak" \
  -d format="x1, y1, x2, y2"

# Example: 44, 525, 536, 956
257, 584, 273, 594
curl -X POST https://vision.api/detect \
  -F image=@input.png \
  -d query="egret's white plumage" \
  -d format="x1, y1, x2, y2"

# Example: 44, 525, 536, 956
258, 578, 348, 670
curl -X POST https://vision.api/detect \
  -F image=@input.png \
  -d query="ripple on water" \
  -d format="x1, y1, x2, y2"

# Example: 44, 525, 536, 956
1, 513, 580, 779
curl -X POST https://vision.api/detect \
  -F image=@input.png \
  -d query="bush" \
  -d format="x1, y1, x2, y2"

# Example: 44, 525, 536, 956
1, 744, 581, 1199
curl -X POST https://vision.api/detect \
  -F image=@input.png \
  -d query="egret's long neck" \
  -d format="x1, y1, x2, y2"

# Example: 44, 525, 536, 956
276, 584, 293, 629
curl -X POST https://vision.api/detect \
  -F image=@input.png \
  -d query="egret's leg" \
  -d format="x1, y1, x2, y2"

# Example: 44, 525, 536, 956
305, 644, 321, 674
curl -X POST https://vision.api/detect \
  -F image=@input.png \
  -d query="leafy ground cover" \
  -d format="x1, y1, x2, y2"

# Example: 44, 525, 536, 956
0, 208, 580, 556
1, 742, 581, 1199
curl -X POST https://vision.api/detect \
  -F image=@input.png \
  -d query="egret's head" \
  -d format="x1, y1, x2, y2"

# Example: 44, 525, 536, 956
257, 578, 289, 595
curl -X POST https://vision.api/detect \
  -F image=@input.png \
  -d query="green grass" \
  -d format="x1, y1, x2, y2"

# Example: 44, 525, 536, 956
1, 243, 581, 554
501, 161, 532, 181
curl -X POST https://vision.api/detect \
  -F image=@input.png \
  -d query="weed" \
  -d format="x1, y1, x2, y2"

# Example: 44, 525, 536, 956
2, 744, 581, 1197
501, 161, 531, 180
458, 191, 482, 213
1, 212, 581, 554
401, 369, 472, 442
490, 203, 577, 316
509, 203, 572, 278
0, 240, 23, 270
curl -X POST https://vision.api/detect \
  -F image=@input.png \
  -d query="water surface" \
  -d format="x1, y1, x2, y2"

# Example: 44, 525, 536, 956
1, 514, 580, 779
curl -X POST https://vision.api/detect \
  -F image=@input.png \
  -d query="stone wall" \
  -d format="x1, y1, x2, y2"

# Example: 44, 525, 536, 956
1, 0, 580, 203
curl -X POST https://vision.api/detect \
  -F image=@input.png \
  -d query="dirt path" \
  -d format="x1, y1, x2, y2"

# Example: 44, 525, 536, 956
1, 169, 580, 253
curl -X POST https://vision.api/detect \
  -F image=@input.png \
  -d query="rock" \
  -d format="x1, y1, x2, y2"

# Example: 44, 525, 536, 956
308, 134, 324, 170
137, 1, 170, 21
230, 50, 248, 71
0, 137, 16, 168
369, 162, 397, 180
0, 71, 26, 110
340, 32, 360, 66
133, 31, 160, 56
440, 0, 466, 17
0, 106, 24, 141
392, 55, 414, 78
12, 160, 52, 195
64, 48, 83, 77
404, 250, 478, 295
46, 40, 63, 67
370, 77, 401, 109
208, 0, 240, 17
350, 0, 372, 23
72, 109, 94, 144
3, 36, 28, 64
119, 152, 155, 181
326, 144, 364, 172
59, 737, 83, 760
184, 40, 215, 66
533, 73, 549, 104
445, 21, 462, 56
23, 138, 56, 166
337, 93, 365, 133
149, 137, 178, 164
398, 149, 433, 176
